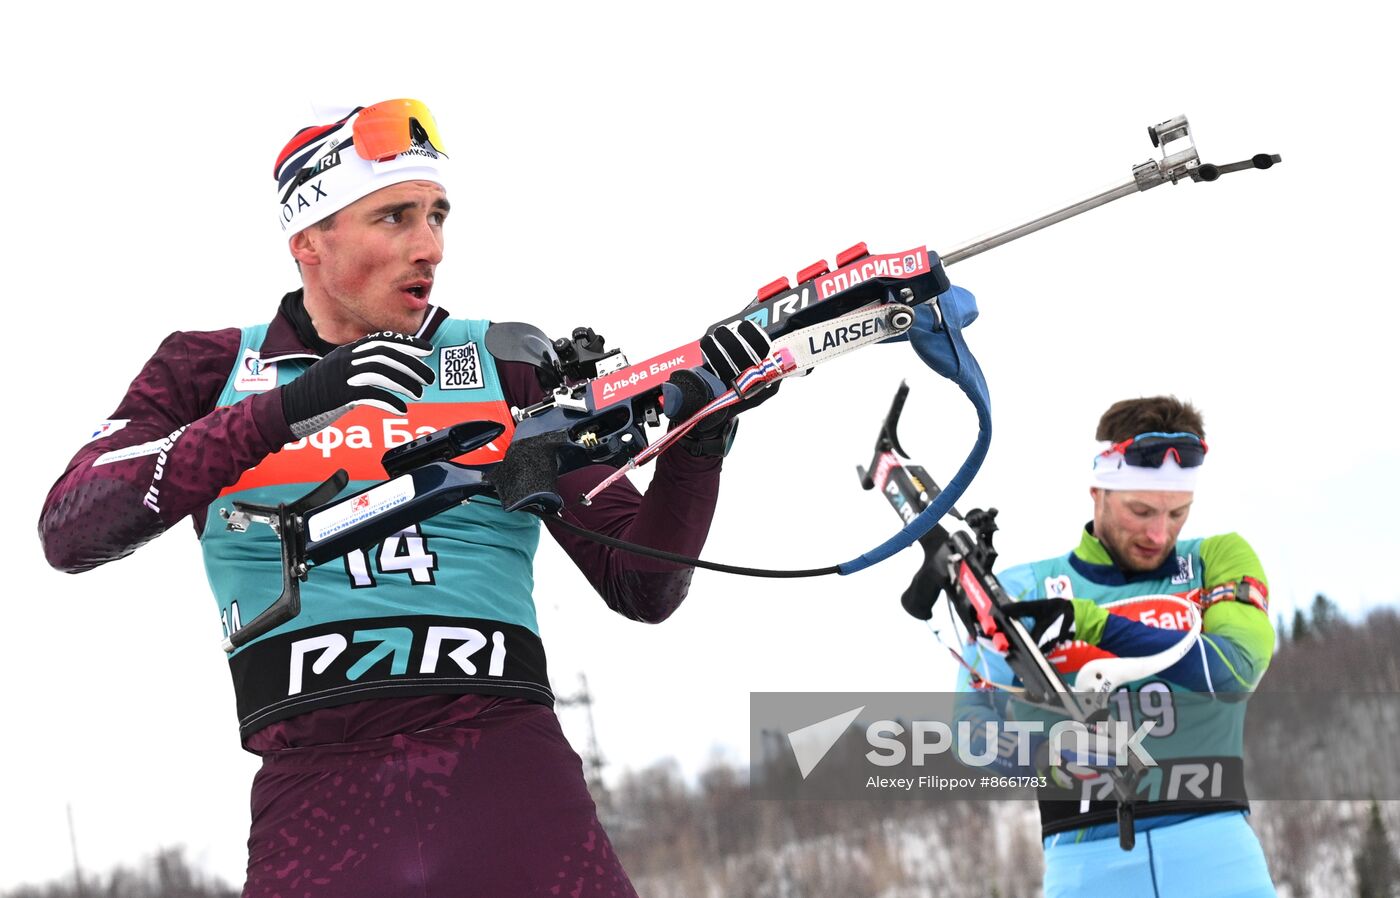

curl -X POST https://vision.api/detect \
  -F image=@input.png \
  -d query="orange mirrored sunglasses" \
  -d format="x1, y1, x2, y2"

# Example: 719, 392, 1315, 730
353, 99, 446, 161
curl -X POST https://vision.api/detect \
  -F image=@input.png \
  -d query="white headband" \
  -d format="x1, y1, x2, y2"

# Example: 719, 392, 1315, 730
275, 111, 449, 235
1090, 449, 1200, 492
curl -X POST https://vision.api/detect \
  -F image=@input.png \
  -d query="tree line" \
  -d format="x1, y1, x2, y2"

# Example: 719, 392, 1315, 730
8, 601, 1398, 897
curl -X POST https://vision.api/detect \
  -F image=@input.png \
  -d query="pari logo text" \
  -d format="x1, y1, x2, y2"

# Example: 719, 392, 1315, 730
286, 625, 508, 696
279, 148, 343, 231
735, 246, 931, 332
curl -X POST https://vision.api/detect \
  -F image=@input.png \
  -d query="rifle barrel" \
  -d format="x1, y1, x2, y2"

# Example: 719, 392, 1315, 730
941, 177, 1142, 266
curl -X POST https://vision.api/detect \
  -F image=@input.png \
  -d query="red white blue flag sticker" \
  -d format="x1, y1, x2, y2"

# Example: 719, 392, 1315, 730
87, 419, 130, 443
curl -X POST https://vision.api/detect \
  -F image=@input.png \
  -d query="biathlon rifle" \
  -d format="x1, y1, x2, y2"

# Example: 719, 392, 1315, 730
221, 115, 1274, 657
858, 381, 1205, 851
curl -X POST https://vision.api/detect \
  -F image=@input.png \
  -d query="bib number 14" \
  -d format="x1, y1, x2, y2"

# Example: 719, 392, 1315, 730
344, 525, 439, 587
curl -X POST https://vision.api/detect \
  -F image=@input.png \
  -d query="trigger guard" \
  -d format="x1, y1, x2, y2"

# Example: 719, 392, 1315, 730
503, 490, 565, 515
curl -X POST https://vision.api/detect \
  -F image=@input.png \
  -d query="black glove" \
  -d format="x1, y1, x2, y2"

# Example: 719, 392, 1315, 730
282, 332, 436, 438
701, 319, 780, 413
661, 321, 780, 457
1015, 599, 1077, 653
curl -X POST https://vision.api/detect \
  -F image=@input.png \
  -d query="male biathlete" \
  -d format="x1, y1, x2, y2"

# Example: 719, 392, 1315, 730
955, 397, 1277, 897
39, 99, 771, 896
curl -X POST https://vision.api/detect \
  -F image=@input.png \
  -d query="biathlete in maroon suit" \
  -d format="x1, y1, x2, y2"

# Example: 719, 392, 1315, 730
39, 99, 771, 897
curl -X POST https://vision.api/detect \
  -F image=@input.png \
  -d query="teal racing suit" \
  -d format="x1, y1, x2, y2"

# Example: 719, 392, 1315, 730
955, 525, 1274, 834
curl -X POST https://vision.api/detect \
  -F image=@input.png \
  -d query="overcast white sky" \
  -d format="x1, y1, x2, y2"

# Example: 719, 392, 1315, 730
4, 1, 1396, 889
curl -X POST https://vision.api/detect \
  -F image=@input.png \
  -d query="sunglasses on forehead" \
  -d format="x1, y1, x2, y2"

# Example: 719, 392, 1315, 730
276, 99, 447, 204
351, 98, 447, 161
1101, 431, 1208, 468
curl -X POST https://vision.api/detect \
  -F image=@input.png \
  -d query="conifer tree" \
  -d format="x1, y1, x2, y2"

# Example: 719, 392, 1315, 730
1356, 799, 1400, 898
1292, 608, 1310, 642
1311, 593, 1344, 636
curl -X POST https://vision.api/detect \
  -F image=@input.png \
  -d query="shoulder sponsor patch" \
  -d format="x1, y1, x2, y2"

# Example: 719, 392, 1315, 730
439, 341, 484, 390
87, 419, 129, 443
1044, 575, 1075, 599
1172, 554, 1194, 585
93, 437, 165, 467
235, 349, 278, 392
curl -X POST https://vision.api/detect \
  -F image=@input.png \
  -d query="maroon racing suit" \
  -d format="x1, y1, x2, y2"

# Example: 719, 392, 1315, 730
39, 291, 723, 897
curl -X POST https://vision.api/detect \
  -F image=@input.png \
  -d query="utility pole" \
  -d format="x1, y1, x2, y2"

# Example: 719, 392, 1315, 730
67, 803, 85, 897
555, 673, 611, 813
